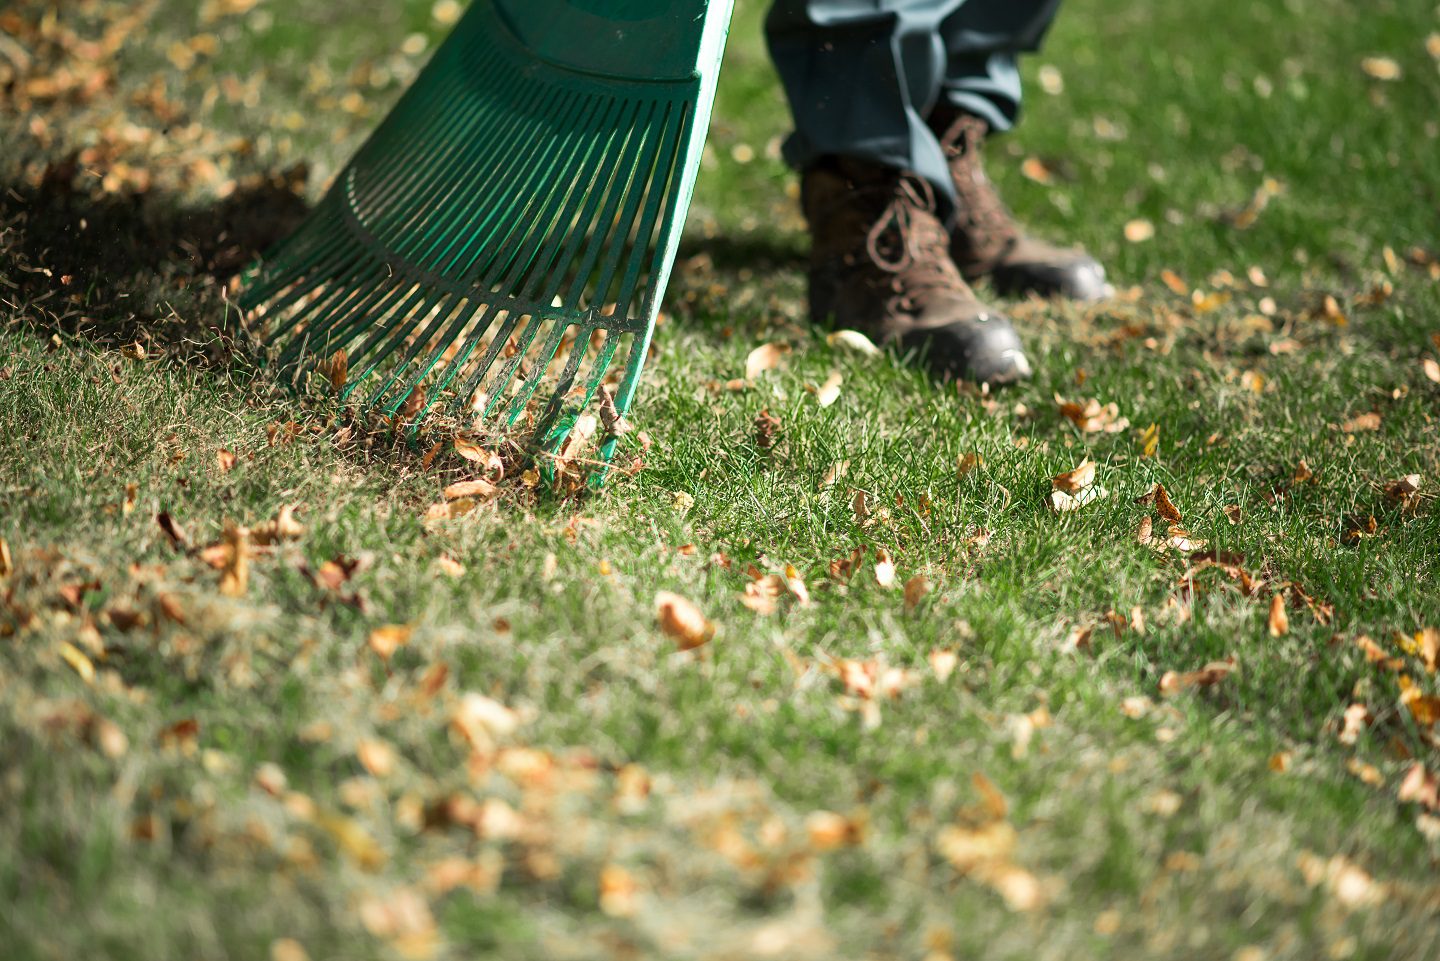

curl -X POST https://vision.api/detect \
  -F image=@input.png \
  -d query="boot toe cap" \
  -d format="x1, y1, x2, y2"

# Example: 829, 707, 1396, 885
994, 255, 1112, 302
900, 313, 1031, 386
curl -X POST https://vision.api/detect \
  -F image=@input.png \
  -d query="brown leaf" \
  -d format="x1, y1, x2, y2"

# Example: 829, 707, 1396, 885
216, 448, 237, 473
1337, 412, 1382, 433
754, 409, 781, 451
1159, 658, 1236, 695
957, 452, 982, 477
396, 386, 427, 421
1400, 677, 1440, 728
655, 591, 714, 650
368, 624, 413, 661
156, 511, 189, 550
1135, 515, 1154, 545
1051, 460, 1096, 493
597, 384, 630, 436
443, 479, 498, 501
1154, 485, 1183, 523
251, 504, 304, 545
1264, 593, 1290, 637
903, 574, 932, 611
1056, 396, 1129, 434
319, 349, 348, 390
1384, 474, 1422, 505
744, 342, 789, 380
0, 536, 12, 578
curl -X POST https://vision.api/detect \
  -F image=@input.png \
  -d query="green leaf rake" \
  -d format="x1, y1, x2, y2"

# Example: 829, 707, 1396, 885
238, 0, 733, 481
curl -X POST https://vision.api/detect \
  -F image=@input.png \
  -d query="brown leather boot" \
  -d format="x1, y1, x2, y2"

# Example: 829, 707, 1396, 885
933, 107, 1110, 302
802, 156, 1030, 386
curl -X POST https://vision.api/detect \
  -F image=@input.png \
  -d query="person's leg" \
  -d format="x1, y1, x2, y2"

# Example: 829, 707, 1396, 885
765, 0, 961, 205
932, 0, 1110, 300
936, 0, 1061, 133
765, 0, 1031, 386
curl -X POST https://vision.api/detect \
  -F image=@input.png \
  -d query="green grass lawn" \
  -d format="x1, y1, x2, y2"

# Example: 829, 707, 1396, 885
4, 1, 1440, 959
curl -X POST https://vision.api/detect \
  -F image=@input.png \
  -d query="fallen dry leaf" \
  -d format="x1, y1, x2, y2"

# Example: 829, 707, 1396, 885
443, 479, 498, 501
368, 624, 413, 661
826, 329, 880, 355
744, 342, 789, 380
1424, 358, 1440, 383
1159, 658, 1236, 695
1398, 763, 1440, 811
156, 511, 189, 550
957, 452, 982, 476
874, 549, 898, 589
218, 524, 250, 597
1360, 55, 1402, 80
754, 409, 781, 451
1268, 594, 1290, 637
655, 591, 714, 650
319, 349, 348, 391
1056, 396, 1129, 434
1383, 474, 1422, 506
1400, 676, 1440, 728
216, 448, 237, 473
1051, 460, 1096, 493
1339, 703, 1371, 744
451, 692, 520, 752
1124, 219, 1155, 243
251, 504, 304, 546
1337, 412, 1382, 433
903, 574, 932, 611
929, 648, 959, 682
813, 371, 843, 408
1048, 485, 1108, 512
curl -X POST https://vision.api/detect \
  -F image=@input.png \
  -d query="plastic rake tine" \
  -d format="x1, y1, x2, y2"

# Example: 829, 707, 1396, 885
238, 0, 735, 484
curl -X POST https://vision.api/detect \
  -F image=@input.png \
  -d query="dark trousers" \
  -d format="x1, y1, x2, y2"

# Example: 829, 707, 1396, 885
765, 0, 1062, 202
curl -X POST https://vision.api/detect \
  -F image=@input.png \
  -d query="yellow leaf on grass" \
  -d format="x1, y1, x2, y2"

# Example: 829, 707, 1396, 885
1140, 422, 1160, 458
317, 812, 386, 870
1123, 219, 1154, 243
218, 524, 250, 597
1360, 56, 1402, 81
58, 641, 95, 682
368, 624, 413, 661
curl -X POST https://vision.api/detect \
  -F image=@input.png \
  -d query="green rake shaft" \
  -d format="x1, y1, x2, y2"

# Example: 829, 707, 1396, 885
238, 0, 734, 480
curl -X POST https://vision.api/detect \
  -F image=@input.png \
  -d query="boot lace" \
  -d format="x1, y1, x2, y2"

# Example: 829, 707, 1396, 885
861, 175, 958, 311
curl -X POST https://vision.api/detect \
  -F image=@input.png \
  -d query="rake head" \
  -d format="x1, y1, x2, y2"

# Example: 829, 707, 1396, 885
237, 0, 733, 483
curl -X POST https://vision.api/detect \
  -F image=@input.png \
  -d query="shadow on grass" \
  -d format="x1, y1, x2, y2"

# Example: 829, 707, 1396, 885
0, 162, 310, 360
